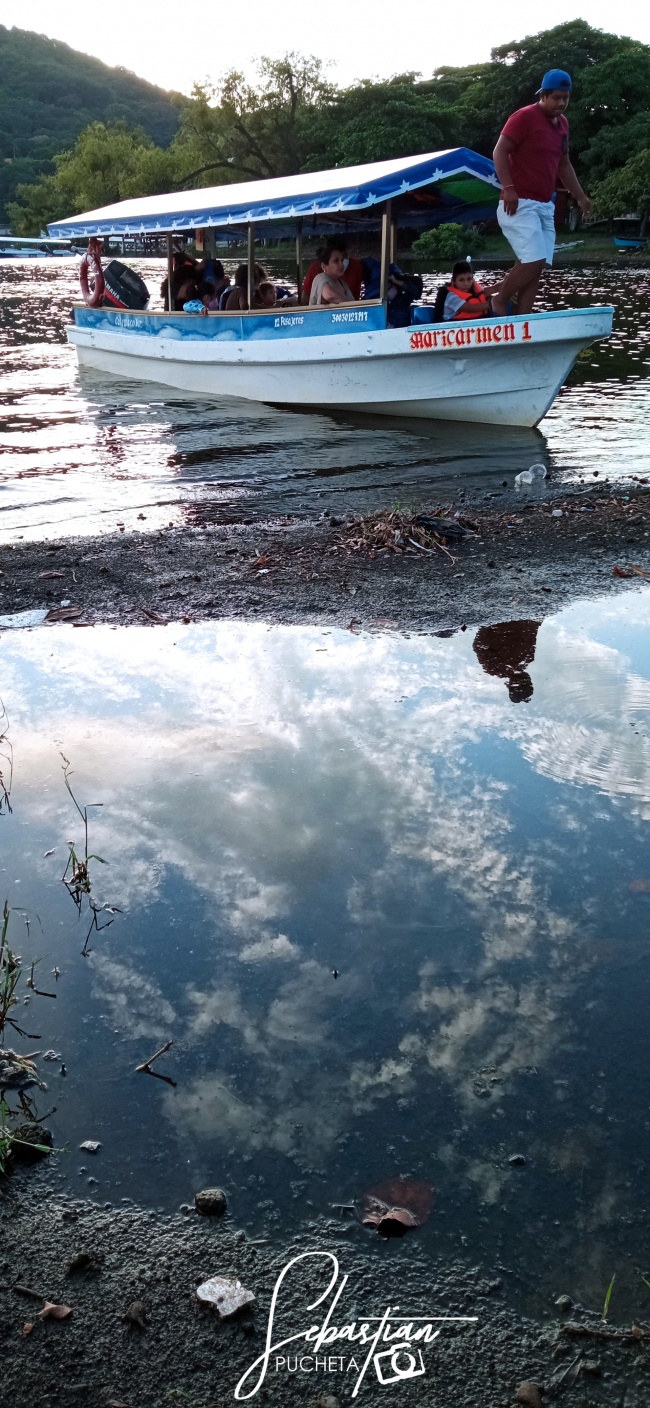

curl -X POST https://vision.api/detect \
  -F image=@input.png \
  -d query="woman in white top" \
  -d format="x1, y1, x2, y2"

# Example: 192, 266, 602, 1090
309, 242, 355, 305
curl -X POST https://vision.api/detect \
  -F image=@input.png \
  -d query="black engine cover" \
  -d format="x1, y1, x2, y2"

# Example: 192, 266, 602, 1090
103, 260, 149, 311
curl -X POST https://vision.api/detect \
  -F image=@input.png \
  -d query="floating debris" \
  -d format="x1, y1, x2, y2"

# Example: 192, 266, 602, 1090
196, 1276, 255, 1318
0, 1050, 46, 1093
358, 1176, 435, 1237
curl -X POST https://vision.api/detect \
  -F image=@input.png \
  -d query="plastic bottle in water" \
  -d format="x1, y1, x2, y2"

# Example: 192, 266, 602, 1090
515, 463, 547, 486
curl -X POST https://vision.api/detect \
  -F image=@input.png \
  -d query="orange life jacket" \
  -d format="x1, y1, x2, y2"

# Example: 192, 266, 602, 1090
448, 281, 489, 320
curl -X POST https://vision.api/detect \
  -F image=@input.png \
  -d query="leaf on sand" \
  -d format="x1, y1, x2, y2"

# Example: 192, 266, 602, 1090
142, 608, 168, 624
358, 1176, 435, 1236
22, 1322, 34, 1334
612, 565, 633, 579
37, 1301, 72, 1320
45, 606, 82, 621
38, 571, 66, 579
196, 1276, 255, 1318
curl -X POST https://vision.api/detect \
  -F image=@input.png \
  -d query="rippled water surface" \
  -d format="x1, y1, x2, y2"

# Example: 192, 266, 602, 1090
1, 260, 649, 542
2, 591, 650, 1318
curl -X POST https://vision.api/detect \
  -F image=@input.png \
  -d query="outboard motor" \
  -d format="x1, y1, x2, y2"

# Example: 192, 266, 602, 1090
102, 260, 149, 311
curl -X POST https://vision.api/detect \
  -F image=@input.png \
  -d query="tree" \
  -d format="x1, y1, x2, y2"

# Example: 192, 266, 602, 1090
7, 122, 176, 234
577, 45, 650, 179
593, 147, 650, 231
304, 75, 453, 168
455, 20, 623, 157
172, 54, 335, 187
583, 113, 650, 182
412, 224, 485, 259
8, 24, 650, 236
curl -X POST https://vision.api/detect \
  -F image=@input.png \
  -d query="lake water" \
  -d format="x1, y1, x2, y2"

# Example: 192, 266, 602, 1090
2, 592, 650, 1319
1, 260, 649, 543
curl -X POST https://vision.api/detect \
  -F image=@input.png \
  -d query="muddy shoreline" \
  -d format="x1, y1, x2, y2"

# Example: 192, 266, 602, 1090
2, 481, 649, 636
2, 1167, 649, 1408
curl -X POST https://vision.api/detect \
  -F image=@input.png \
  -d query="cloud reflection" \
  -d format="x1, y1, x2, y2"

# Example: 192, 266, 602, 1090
2, 592, 650, 1187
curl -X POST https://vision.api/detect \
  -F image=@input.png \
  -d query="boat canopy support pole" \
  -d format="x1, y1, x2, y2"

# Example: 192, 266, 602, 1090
296, 218, 303, 302
166, 234, 173, 313
247, 224, 255, 310
380, 202, 392, 303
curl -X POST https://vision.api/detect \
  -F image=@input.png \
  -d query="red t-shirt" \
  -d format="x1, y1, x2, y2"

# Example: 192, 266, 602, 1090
302, 256, 364, 301
500, 103, 569, 203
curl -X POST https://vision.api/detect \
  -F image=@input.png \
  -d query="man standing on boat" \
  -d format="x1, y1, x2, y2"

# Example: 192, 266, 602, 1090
490, 69, 592, 316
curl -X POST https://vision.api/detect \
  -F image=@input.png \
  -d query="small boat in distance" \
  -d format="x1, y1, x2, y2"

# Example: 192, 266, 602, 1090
612, 216, 647, 251
48, 149, 613, 428
0, 235, 82, 258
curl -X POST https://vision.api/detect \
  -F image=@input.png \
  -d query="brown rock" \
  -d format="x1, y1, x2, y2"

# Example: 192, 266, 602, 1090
516, 1384, 544, 1407
195, 1186, 228, 1216
123, 1300, 147, 1329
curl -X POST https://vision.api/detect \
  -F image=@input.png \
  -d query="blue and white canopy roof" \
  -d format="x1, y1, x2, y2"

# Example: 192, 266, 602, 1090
48, 148, 499, 239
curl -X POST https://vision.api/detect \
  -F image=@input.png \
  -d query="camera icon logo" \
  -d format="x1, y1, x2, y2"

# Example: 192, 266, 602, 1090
373, 1345, 426, 1384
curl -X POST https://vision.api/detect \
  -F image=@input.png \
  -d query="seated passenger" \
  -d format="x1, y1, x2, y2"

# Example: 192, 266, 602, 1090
225, 262, 268, 311
386, 266, 424, 327
198, 281, 217, 310
161, 253, 199, 311
433, 262, 490, 322
253, 281, 277, 309
197, 258, 230, 304
302, 240, 363, 302
308, 242, 355, 306
183, 282, 207, 314
359, 259, 423, 323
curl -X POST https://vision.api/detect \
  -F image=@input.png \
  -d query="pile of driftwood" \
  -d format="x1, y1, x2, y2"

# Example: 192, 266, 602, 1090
336, 508, 477, 562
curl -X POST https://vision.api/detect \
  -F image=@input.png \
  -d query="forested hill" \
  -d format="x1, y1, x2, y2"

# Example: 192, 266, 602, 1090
0, 25, 182, 219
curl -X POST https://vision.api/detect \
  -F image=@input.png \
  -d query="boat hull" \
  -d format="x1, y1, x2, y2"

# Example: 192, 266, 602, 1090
68, 305, 613, 428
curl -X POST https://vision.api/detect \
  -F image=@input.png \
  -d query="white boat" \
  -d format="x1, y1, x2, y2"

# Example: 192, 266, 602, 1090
0, 235, 80, 258
48, 149, 613, 428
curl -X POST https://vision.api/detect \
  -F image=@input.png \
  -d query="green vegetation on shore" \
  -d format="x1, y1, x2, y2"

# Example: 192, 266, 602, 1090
6, 20, 650, 235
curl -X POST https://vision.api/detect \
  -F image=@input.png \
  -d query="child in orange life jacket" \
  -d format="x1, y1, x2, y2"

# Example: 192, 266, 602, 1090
433, 262, 490, 322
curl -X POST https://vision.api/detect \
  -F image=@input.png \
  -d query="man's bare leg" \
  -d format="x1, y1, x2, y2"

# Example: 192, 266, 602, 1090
491, 258, 545, 316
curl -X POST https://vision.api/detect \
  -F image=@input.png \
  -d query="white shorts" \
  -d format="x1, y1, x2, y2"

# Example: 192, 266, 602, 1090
497, 198, 556, 266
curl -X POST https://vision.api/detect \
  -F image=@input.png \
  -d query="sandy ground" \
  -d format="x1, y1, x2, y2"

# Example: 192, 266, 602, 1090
2, 1166, 650, 1408
1, 481, 649, 637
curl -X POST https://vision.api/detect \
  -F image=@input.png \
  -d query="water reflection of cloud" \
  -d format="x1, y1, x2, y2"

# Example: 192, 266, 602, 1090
239, 934, 298, 962
1, 594, 649, 1179
90, 954, 177, 1040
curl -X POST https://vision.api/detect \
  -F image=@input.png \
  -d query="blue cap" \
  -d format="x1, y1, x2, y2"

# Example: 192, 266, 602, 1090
538, 68, 572, 93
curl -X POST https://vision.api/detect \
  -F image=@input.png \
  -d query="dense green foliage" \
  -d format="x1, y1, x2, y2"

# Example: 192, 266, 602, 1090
0, 24, 182, 220
594, 150, 650, 227
412, 225, 485, 259
7, 20, 650, 234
